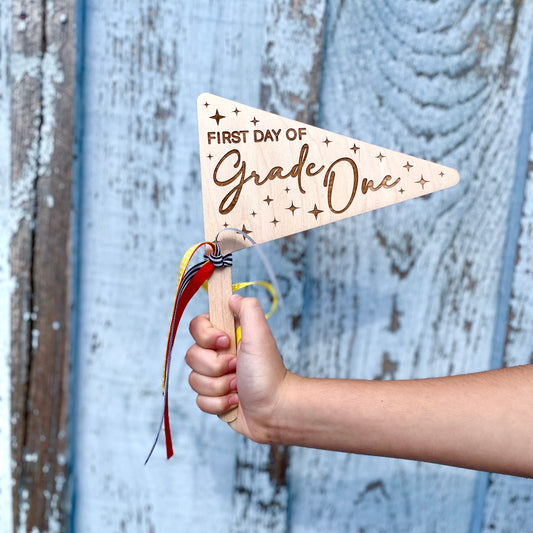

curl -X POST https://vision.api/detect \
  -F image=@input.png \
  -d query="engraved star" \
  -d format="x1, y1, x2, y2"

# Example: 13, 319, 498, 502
286, 201, 299, 215
285, 187, 290, 193
439, 171, 444, 177
376, 152, 385, 162
323, 137, 332, 147
350, 144, 360, 154
404, 161, 413, 172
308, 204, 323, 220
204, 102, 209, 108
223, 222, 229, 228
270, 217, 279, 226
250, 211, 257, 217
264, 195, 273, 205
207, 153, 213, 160
233, 107, 241, 116
399, 188, 405, 194
416, 175, 429, 189
210, 109, 225, 125
241, 225, 252, 239
251, 117, 260, 126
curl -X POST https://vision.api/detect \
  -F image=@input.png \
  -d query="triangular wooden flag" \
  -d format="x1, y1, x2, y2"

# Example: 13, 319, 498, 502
197, 93, 459, 422
198, 93, 459, 254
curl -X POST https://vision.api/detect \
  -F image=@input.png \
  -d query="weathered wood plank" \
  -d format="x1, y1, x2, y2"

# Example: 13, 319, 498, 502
289, 1, 533, 532
9, 1, 76, 531
230, 1, 326, 531
23, 1, 75, 530
74, 2, 267, 531
0, 1, 13, 531
480, 128, 533, 530
9, 1, 44, 526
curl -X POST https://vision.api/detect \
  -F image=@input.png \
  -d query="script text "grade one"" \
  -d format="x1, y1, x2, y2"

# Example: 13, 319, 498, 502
207, 127, 307, 144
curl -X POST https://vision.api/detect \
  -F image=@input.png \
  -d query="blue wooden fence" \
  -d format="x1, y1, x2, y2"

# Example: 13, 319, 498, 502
1, 1, 532, 531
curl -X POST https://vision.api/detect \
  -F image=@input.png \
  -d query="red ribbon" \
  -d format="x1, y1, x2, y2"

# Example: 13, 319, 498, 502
162, 260, 215, 459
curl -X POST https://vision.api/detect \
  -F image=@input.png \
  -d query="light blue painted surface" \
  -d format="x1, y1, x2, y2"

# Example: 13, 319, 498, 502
473, 37, 533, 533
70, 1, 533, 532
74, 1, 266, 531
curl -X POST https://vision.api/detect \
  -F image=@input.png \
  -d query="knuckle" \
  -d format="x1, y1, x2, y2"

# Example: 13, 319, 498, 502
196, 395, 209, 413
196, 395, 223, 415
189, 314, 209, 339
184, 346, 195, 367
189, 372, 228, 397
189, 315, 201, 335
188, 371, 199, 392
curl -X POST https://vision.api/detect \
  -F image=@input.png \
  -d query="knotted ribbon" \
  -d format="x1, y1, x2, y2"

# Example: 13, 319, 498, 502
145, 229, 280, 464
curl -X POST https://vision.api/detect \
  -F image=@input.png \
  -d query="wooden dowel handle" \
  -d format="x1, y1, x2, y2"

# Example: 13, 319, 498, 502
207, 265, 239, 423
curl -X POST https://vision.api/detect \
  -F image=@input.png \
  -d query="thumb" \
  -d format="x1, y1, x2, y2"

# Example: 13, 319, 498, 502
229, 294, 276, 353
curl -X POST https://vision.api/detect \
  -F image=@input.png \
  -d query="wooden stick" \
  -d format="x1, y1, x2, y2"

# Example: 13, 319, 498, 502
207, 265, 239, 423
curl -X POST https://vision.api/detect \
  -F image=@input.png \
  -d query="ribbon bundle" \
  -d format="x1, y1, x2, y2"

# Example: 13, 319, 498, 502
145, 230, 278, 464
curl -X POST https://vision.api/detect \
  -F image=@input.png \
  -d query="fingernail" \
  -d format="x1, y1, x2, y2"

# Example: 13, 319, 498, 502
228, 358, 237, 372
230, 294, 242, 304
229, 394, 239, 406
216, 335, 229, 349
230, 377, 237, 391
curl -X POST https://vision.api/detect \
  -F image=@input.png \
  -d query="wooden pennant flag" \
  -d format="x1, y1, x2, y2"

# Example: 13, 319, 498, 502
197, 93, 459, 422
198, 93, 459, 252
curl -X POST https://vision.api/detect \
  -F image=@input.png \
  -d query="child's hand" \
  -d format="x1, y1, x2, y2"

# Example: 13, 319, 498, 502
186, 294, 291, 443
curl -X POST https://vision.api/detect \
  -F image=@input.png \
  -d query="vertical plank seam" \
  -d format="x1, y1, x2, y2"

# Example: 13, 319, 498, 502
314, 0, 333, 130
469, 24, 533, 533
68, 0, 88, 529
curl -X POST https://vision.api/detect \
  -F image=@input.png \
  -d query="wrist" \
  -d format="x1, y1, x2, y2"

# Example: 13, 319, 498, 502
267, 371, 308, 446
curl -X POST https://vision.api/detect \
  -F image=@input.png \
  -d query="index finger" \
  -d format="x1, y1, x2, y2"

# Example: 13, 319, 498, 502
189, 313, 230, 350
